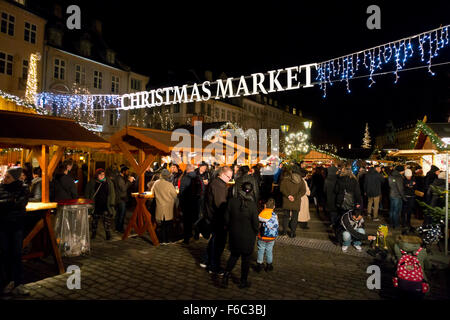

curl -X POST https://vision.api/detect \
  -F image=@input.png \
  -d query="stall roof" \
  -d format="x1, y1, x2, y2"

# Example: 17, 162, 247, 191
0, 110, 110, 149
388, 149, 441, 157
110, 126, 212, 155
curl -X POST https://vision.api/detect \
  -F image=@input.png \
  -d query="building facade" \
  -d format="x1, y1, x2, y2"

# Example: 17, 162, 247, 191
0, 0, 46, 98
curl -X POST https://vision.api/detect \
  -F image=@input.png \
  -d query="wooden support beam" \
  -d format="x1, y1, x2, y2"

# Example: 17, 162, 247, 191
48, 146, 65, 181
136, 153, 155, 177
40, 145, 49, 203
139, 150, 145, 193
116, 140, 140, 173
25, 149, 33, 163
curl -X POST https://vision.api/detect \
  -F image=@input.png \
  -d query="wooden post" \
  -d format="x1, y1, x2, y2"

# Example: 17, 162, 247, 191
40, 145, 49, 203
139, 150, 145, 193
87, 152, 90, 182
20, 149, 24, 166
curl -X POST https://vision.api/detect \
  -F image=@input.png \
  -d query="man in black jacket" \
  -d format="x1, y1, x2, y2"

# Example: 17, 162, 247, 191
364, 166, 385, 222
0, 167, 30, 296
202, 166, 233, 274
340, 209, 376, 252
179, 164, 201, 244
424, 165, 441, 204
114, 166, 135, 233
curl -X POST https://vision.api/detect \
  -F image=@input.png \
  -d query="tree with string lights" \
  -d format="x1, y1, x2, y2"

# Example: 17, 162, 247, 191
362, 123, 372, 149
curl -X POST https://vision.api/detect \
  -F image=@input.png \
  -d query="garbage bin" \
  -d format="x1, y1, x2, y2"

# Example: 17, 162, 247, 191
54, 198, 93, 257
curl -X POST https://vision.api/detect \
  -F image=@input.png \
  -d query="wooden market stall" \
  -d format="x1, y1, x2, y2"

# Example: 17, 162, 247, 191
109, 126, 213, 246
0, 110, 111, 273
388, 121, 450, 255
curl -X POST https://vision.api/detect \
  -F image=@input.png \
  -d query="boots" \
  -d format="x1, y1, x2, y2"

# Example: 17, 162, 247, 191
221, 272, 231, 288
255, 263, 264, 273
265, 263, 274, 272
238, 280, 251, 289
301, 222, 310, 230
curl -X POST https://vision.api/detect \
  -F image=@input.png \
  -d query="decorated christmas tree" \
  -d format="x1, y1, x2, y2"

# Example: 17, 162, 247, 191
362, 123, 371, 149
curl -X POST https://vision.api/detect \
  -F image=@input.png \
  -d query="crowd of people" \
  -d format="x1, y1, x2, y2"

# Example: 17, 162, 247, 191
0, 156, 447, 293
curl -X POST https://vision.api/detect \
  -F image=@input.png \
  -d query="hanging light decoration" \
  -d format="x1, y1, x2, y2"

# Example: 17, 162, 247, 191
24, 52, 40, 105
315, 25, 449, 97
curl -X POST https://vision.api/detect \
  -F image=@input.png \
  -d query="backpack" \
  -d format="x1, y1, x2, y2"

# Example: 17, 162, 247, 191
340, 189, 354, 210
392, 247, 429, 294
260, 213, 279, 239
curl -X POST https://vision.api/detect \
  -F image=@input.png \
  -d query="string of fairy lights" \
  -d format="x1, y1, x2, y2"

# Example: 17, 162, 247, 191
315, 25, 449, 97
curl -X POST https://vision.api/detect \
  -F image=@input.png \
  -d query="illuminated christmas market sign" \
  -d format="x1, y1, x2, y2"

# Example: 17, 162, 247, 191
120, 64, 317, 109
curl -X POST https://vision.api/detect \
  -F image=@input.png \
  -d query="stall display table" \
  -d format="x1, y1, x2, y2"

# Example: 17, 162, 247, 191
54, 199, 93, 257
23, 202, 65, 274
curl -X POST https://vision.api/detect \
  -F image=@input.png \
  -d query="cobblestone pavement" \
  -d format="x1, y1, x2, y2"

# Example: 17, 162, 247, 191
3, 207, 449, 300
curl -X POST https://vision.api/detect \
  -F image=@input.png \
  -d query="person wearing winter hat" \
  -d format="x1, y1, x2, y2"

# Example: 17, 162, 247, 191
151, 168, 178, 244
402, 168, 416, 229
0, 167, 30, 296
85, 168, 116, 240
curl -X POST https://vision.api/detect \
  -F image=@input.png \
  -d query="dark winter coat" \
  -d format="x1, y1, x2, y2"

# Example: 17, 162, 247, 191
388, 171, 405, 199
280, 172, 306, 211
85, 178, 116, 215
53, 173, 78, 201
29, 177, 42, 202
168, 171, 182, 187
0, 180, 29, 230
404, 176, 416, 198
364, 168, 385, 197
424, 165, 440, 202
335, 175, 362, 209
429, 178, 445, 208
204, 176, 229, 232
233, 174, 260, 203
224, 193, 259, 255
323, 166, 338, 212
339, 211, 369, 241
114, 174, 131, 203
178, 171, 200, 211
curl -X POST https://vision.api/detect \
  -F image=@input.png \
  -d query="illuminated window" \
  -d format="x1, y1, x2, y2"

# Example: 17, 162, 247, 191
1, 12, 15, 36
221, 109, 225, 120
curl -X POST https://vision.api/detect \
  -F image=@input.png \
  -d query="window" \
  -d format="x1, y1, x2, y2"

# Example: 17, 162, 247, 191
227, 111, 231, 121
215, 107, 219, 119
293, 108, 297, 115
22, 59, 28, 80
94, 103, 102, 124
1, 12, 15, 36
106, 50, 115, 64
173, 104, 180, 113
232, 112, 236, 122
0, 52, 13, 75
111, 75, 119, 93
131, 78, 141, 91
75, 65, 86, 85
186, 102, 195, 114
207, 104, 211, 116
200, 102, 205, 114
109, 110, 118, 126
221, 109, 225, 120
24, 22, 36, 44
94, 70, 102, 89
54, 58, 65, 80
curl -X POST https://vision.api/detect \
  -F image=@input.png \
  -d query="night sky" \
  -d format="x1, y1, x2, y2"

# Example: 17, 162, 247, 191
70, 0, 449, 146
